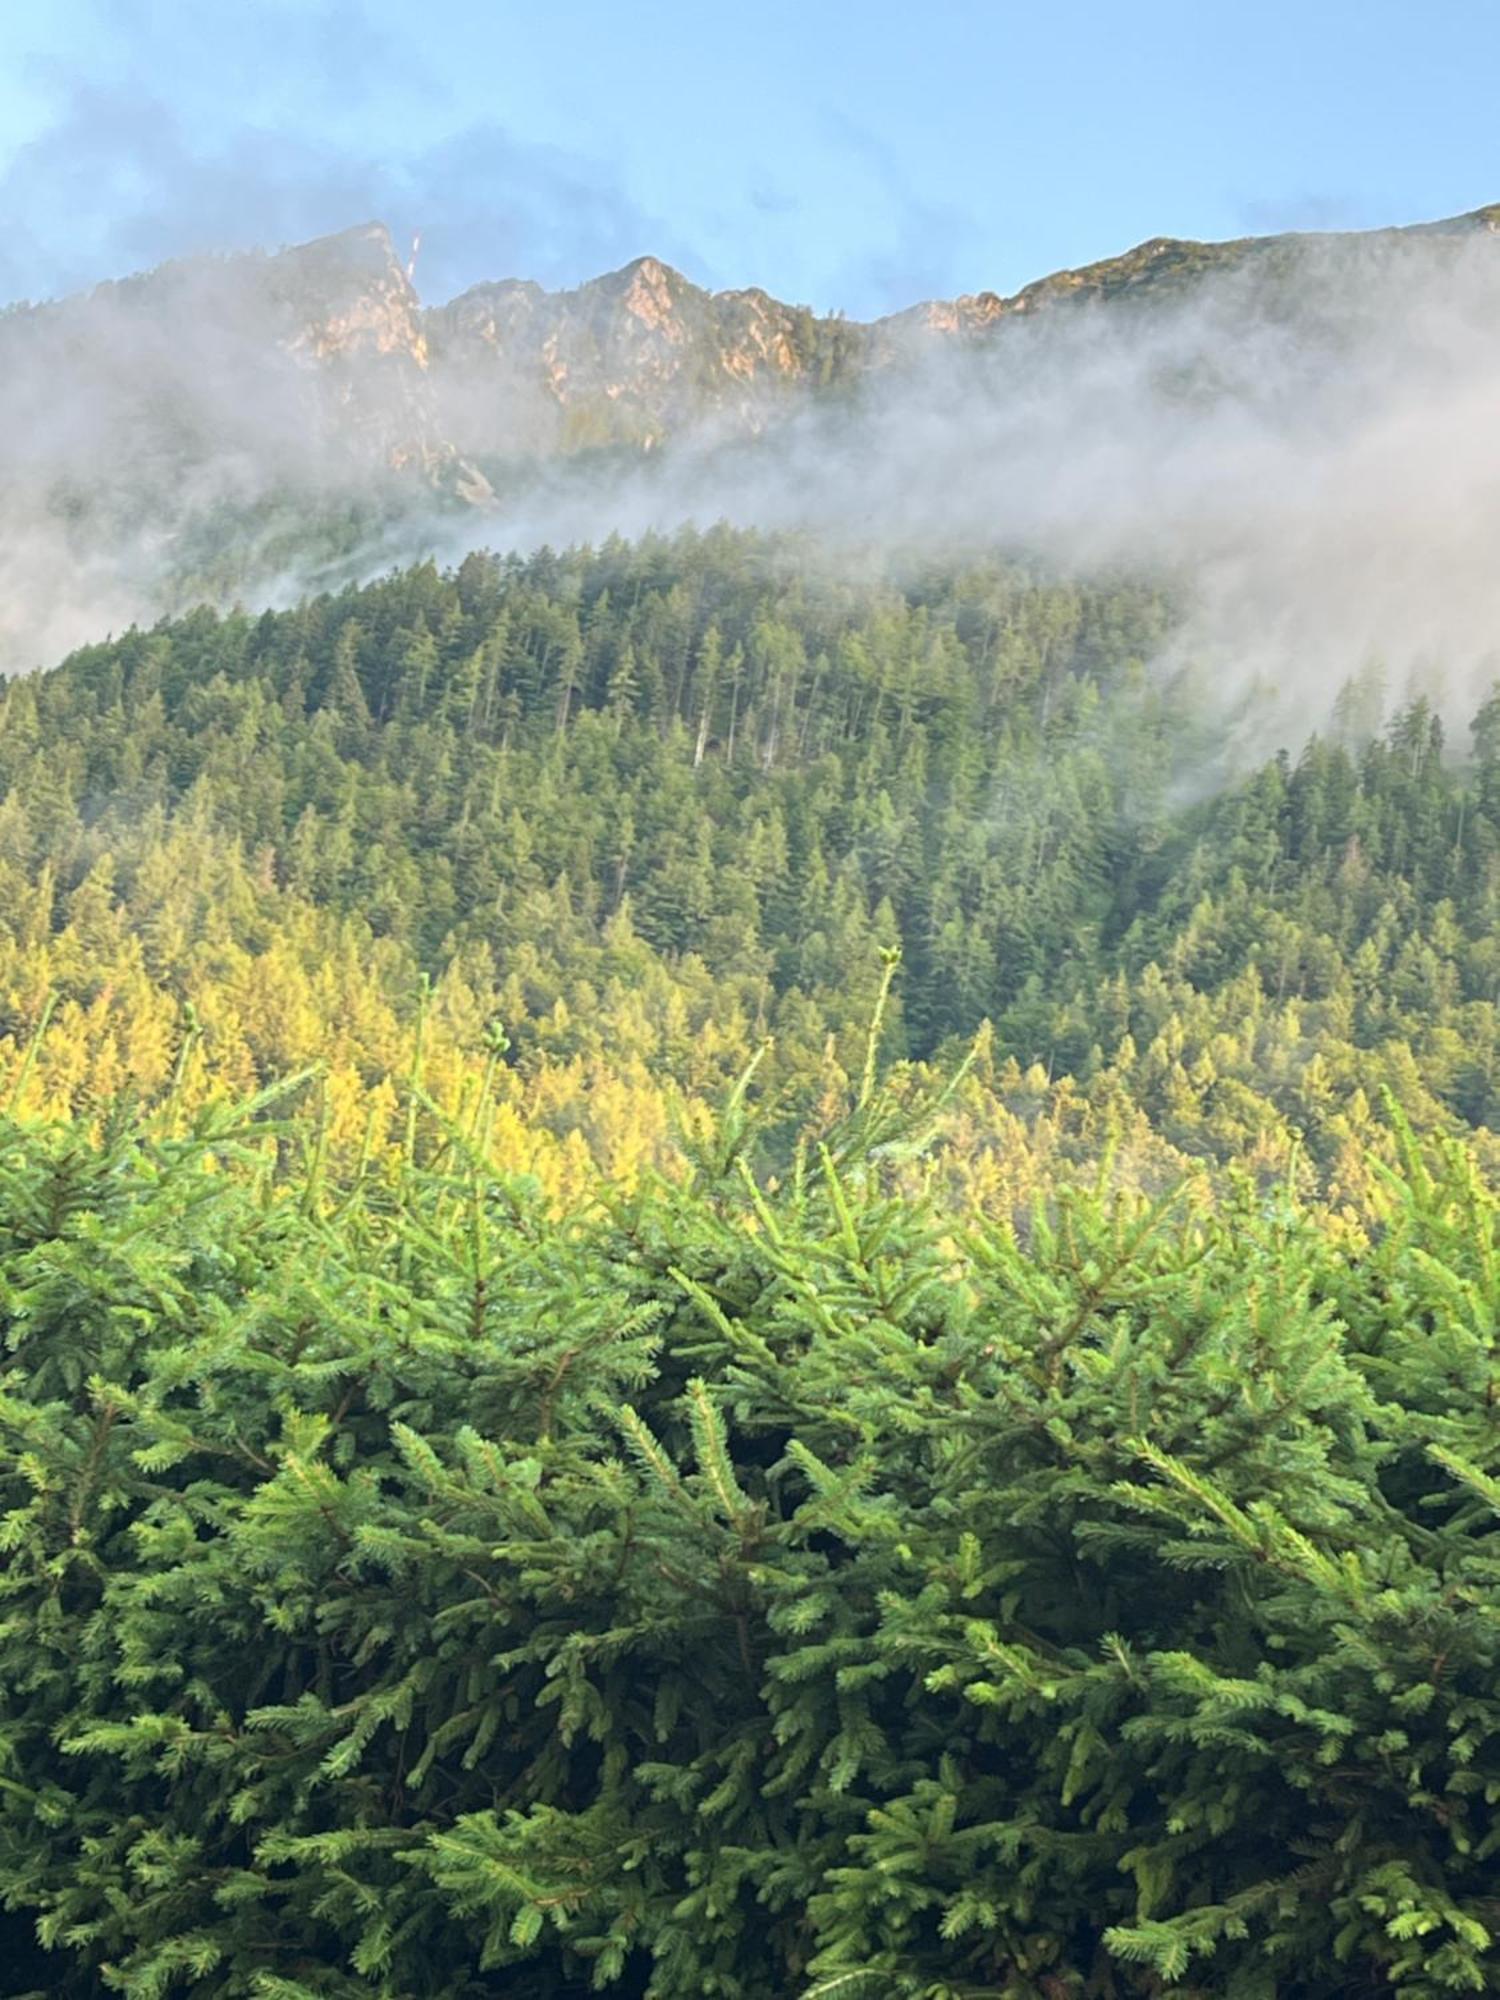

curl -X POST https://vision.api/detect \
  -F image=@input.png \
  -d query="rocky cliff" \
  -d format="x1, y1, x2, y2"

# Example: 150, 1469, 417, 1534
4, 200, 1500, 670
7, 201, 1500, 515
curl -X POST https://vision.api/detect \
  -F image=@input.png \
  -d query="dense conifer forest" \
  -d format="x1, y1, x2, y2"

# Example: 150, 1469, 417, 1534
8, 528, 1500, 1994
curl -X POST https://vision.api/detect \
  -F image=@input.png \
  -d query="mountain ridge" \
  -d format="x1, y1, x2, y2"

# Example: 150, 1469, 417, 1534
12, 195, 1500, 484
3, 197, 1500, 668
248, 194, 1500, 334
6, 196, 1500, 485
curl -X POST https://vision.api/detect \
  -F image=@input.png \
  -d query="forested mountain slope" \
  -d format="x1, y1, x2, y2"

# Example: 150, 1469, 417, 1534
2, 528, 1499, 1216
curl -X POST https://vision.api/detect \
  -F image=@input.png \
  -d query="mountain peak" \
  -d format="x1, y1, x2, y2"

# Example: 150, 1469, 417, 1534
289, 219, 399, 262
273, 220, 412, 300
583, 254, 694, 313
616, 254, 678, 284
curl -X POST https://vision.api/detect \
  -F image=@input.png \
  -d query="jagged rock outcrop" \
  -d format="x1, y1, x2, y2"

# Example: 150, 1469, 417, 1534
6, 201, 1500, 520
426, 255, 865, 455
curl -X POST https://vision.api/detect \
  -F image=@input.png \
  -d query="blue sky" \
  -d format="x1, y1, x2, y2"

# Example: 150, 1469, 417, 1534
0, 0, 1496, 314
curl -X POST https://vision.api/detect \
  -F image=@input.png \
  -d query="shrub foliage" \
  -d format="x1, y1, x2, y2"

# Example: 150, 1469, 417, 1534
4, 1070, 1500, 1999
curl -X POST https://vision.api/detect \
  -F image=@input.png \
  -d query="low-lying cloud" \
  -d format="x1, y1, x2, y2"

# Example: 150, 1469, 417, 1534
424, 219, 1500, 748
6, 208, 1500, 760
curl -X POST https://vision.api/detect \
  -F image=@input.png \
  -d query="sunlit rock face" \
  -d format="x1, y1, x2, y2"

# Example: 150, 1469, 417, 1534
425, 254, 865, 456
8, 201, 1500, 516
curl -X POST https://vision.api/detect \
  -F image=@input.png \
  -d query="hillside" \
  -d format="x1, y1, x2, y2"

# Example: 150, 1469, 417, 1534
5, 199, 1500, 669
6, 531, 1500, 1994
0, 529, 1497, 1206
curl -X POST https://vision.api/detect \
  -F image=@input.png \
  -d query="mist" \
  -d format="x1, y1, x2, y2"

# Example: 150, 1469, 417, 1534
423, 219, 1500, 752
6, 211, 1500, 757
